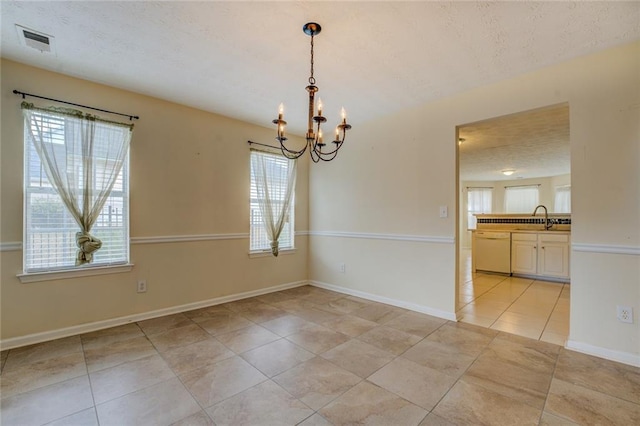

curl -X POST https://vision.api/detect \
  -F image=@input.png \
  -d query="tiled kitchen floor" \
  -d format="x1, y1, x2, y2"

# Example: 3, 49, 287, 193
2, 285, 639, 425
458, 249, 569, 345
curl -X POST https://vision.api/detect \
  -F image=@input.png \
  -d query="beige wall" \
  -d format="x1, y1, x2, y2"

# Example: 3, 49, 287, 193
0, 59, 310, 341
309, 42, 640, 362
2, 41, 639, 364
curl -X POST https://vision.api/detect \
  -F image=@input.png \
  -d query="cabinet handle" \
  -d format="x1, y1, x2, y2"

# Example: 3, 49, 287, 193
534, 246, 537, 249
542, 246, 545, 249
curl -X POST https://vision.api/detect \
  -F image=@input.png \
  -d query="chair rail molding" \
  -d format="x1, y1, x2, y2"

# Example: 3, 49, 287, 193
308, 230, 455, 244
572, 243, 640, 256
0, 242, 22, 252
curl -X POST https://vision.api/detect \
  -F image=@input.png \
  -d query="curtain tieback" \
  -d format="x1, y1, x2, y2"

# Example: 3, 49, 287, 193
76, 232, 102, 265
270, 240, 280, 257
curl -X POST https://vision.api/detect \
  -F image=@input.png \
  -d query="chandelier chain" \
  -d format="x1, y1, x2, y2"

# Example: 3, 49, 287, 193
309, 35, 315, 85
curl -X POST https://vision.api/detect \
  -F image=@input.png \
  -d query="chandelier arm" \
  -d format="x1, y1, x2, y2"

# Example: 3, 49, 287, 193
310, 133, 345, 156
308, 147, 322, 163
278, 140, 308, 158
312, 144, 342, 157
312, 142, 338, 156
280, 147, 306, 160
315, 150, 340, 162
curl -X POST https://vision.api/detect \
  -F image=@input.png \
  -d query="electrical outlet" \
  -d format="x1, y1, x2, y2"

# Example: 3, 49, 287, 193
137, 280, 147, 293
339, 263, 346, 273
617, 305, 633, 323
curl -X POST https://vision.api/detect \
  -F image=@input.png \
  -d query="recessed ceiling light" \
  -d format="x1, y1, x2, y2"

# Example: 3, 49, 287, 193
502, 169, 516, 176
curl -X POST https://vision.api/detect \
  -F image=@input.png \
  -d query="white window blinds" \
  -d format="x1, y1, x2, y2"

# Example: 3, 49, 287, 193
249, 150, 295, 252
504, 185, 540, 213
23, 109, 130, 272
467, 187, 493, 229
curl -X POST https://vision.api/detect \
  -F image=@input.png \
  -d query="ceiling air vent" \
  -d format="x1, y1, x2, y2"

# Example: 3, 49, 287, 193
16, 25, 55, 54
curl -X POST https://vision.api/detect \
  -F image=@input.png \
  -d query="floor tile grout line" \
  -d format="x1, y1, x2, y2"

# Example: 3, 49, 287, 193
465, 275, 535, 329
258, 299, 432, 419
431, 329, 557, 420
402, 325, 502, 423
538, 344, 564, 425
486, 278, 538, 329
538, 283, 566, 340
79, 335, 101, 426
162, 308, 357, 419
461, 271, 569, 343
85, 320, 204, 418
89, 353, 180, 407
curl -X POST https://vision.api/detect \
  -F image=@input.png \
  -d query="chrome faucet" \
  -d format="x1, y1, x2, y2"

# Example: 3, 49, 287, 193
532, 205, 552, 230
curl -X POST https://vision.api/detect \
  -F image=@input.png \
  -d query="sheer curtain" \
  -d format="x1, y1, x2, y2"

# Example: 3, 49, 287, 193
251, 150, 297, 257
504, 185, 540, 213
554, 185, 571, 213
22, 102, 133, 265
467, 188, 493, 229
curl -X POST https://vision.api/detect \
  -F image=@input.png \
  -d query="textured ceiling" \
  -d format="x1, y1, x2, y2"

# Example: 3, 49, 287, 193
459, 104, 570, 181
1, 1, 638, 179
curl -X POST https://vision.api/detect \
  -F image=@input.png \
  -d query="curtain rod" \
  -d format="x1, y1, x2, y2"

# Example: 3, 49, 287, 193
13, 90, 139, 121
247, 140, 280, 150
466, 186, 494, 190
504, 184, 541, 188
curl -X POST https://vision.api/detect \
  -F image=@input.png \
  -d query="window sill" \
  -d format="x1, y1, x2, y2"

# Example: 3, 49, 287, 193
249, 248, 297, 258
18, 263, 134, 283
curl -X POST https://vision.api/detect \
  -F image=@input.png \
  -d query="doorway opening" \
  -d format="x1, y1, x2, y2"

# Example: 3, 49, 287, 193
455, 103, 571, 345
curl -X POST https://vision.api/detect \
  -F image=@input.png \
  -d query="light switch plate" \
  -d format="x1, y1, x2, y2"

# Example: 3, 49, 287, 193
439, 206, 448, 218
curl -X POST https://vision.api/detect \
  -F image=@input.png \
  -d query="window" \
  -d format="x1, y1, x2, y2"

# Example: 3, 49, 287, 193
554, 185, 571, 213
249, 150, 294, 252
23, 109, 130, 272
467, 187, 493, 229
504, 185, 540, 213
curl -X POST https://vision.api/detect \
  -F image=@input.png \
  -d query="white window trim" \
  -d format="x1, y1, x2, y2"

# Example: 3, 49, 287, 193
248, 248, 297, 258
18, 263, 134, 283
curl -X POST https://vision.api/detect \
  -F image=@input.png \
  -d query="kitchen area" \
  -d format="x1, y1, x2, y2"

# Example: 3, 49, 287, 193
472, 210, 571, 282
457, 103, 571, 345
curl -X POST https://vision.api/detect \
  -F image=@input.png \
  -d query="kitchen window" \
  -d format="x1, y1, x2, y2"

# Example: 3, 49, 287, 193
504, 185, 540, 213
467, 187, 493, 229
554, 185, 571, 213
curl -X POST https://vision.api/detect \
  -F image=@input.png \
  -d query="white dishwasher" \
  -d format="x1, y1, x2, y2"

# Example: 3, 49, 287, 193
474, 231, 511, 274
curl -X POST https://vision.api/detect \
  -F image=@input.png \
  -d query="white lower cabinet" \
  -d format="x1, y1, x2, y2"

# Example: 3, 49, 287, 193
538, 234, 571, 279
511, 232, 570, 280
511, 234, 538, 275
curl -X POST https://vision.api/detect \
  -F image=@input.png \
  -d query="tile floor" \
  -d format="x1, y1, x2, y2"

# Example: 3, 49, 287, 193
458, 249, 570, 345
2, 285, 639, 425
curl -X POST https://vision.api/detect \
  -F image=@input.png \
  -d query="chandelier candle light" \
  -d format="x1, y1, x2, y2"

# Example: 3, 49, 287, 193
273, 22, 351, 162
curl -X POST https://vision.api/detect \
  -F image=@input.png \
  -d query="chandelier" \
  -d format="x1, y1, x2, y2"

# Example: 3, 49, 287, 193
272, 22, 351, 162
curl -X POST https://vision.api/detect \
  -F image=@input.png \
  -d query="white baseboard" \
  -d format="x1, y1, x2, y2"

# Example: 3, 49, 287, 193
565, 339, 640, 367
309, 280, 458, 322
0, 280, 307, 351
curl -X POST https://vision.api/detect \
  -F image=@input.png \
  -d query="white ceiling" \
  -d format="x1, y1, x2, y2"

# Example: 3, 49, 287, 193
2, 1, 638, 179
459, 103, 570, 181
